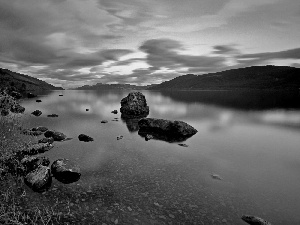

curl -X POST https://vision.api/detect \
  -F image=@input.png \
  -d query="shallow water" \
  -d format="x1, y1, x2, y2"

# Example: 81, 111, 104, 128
19, 90, 300, 224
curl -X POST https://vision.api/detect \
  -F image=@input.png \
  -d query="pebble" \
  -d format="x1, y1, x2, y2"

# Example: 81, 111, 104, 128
169, 214, 175, 218
158, 215, 167, 220
127, 207, 132, 211
222, 219, 227, 223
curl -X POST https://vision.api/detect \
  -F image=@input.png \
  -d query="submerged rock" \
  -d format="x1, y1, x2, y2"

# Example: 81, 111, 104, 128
44, 130, 67, 141
111, 110, 118, 114
32, 110, 42, 116
47, 113, 58, 117
138, 118, 197, 143
21, 156, 50, 174
117, 135, 123, 140
78, 134, 94, 142
120, 92, 149, 118
121, 117, 141, 133
24, 165, 52, 192
210, 174, 222, 180
51, 159, 81, 184
178, 143, 189, 147
241, 215, 272, 225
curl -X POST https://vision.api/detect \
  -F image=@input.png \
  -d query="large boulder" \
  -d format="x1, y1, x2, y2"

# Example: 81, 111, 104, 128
120, 92, 149, 118
21, 156, 50, 174
138, 118, 198, 142
24, 165, 52, 192
44, 130, 67, 141
51, 159, 81, 184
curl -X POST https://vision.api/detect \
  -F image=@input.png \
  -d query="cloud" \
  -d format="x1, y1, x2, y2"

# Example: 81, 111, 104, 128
213, 45, 240, 55
139, 39, 225, 71
237, 48, 300, 65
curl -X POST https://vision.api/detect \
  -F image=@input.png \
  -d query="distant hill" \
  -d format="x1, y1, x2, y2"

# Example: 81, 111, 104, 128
148, 66, 300, 90
74, 83, 155, 90
0, 68, 63, 93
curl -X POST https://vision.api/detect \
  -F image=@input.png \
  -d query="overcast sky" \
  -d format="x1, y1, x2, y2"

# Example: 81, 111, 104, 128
0, 0, 300, 88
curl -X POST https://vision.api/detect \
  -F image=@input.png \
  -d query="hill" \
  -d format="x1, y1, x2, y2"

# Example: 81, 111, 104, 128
148, 66, 300, 90
74, 83, 154, 90
0, 68, 63, 93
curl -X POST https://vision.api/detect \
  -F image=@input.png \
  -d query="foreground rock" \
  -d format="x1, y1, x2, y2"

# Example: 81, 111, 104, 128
121, 117, 140, 133
241, 215, 272, 225
32, 110, 42, 116
19, 143, 54, 156
111, 110, 118, 114
24, 165, 52, 192
120, 92, 149, 118
21, 156, 50, 174
138, 118, 197, 142
22, 129, 43, 136
78, 134, 94, 142
1, 109, 9, 116
44, 130, 67, 141
10, 103, 25, 113
51, 159, 81, 184
38, 137, 54, 144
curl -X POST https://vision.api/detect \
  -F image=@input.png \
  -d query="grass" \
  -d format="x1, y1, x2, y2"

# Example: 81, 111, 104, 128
0, 110, 65, 225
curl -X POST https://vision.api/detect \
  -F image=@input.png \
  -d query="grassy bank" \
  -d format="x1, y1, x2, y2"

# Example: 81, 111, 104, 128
0, 107, 62, 224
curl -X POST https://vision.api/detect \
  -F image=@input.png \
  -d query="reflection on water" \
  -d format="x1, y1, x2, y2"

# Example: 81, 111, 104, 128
20, 90, 300, 224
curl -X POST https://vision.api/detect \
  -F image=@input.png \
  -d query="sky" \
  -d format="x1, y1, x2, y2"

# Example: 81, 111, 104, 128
0, 0, 300, 88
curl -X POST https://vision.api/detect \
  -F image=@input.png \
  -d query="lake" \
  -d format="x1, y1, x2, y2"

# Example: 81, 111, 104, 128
19, 90, 300, 224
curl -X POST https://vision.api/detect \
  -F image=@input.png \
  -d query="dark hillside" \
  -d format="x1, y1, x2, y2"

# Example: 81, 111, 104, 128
0, 68, 63, 93
148, 66, 300, 90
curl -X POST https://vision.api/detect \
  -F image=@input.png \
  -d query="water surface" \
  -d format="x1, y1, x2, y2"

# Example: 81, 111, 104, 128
20, 90, 300, 224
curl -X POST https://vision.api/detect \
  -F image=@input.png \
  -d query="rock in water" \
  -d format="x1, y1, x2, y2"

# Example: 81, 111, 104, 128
24, 165, 52, 192
241, 215, 272, 225
32, 110, 42, 116
78, 134, 94, 142
22, 129, 43, 136
138, 118, 197, 142
111, 110, 118, 114
120, 92, 149, 118
44, 130, 67, 141
51, 159, 81, 184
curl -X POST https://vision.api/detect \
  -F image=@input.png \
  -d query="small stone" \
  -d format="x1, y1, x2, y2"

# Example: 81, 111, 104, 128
158, 215, 166, 220
169, 214, 175, 218
127, 207, 132, 211
101, 120, 108, 123
222, 219, 227, 223
178, 143, 188, 147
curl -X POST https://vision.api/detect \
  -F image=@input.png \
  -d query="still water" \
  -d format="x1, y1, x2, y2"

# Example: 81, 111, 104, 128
20, 90, 300, 224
